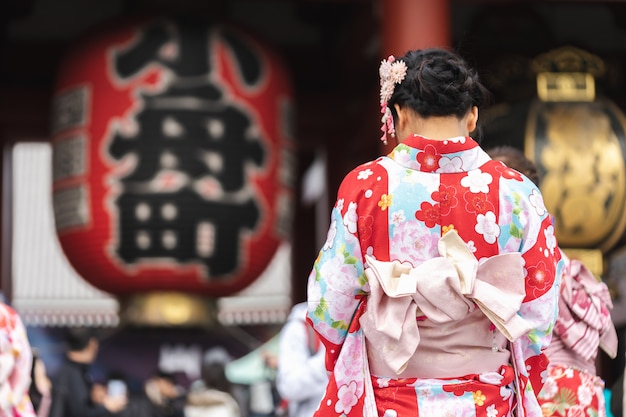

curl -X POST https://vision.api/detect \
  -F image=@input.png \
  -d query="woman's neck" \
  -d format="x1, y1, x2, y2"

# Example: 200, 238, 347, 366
406, 116, 469, 141
392, 105, 478, 143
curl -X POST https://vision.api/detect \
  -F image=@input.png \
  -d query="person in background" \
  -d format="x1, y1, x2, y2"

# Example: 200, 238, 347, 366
119, 370, 185, 417
29, 348, 52, 417
185, 347, 241, 417
487, 145, 619, 417
276, 302, 327, 417
143, 371, 186, 417
0, 302, 36, 416
306, 48, 563, 417
248, 351, 281, 417
90, 381, 108, 408
48, 327, 127, 417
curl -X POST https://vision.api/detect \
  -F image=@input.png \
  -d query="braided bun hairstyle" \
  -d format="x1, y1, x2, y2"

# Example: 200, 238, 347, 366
388, 48, 489, 122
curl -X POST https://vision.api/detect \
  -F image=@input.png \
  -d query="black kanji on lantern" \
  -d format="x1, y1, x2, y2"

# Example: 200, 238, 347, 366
117, 190, 259, 276
108, 19, 267, 278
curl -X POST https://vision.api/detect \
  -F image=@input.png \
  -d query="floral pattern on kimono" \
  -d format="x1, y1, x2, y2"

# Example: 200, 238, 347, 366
307, 135, 563, 417
538, 364, 607, 417
537, 253, 617, 417
0, 304, 35, 417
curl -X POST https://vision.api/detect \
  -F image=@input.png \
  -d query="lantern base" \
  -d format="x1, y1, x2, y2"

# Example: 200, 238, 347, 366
119, 292, 218, 327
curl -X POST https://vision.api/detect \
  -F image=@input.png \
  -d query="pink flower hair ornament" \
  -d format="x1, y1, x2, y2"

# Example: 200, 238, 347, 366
379, 55, 407, 144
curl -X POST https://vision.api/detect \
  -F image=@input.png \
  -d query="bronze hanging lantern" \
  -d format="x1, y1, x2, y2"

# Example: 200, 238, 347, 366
525, 47, 626, 274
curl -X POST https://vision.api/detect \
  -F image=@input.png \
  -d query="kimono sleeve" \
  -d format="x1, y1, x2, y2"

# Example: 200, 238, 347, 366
508, 184, 564, 415
0, 304, 36, 417
306, 169, 370, 371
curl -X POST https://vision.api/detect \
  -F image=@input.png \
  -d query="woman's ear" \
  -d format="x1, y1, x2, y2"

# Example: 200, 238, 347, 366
467, 106, 478, 133
393, 103, 409, 138
394, 104, 408, 125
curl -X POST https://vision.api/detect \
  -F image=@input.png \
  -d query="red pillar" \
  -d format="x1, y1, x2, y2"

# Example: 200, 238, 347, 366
381, 0, 451, 57
379, 0, 451, 153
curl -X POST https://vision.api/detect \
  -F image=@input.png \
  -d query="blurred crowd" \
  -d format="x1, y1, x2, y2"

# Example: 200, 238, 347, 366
17, 323, 290, 417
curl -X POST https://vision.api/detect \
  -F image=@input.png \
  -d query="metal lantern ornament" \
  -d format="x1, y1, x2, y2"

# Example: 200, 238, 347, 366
525, 47, 626, 275
50, 18, 295, 324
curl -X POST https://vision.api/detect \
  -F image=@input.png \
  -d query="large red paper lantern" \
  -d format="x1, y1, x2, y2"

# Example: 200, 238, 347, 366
50, 18, 294, 298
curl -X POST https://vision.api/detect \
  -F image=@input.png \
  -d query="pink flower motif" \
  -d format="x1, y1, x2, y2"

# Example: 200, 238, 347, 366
500, 198, 513, 224
338, 337, 364, 380
390, 221, 439, 265
319, 255, 357, 293
335, 381, 359, 414
379, 56, 407, 142
567, 405, 586, 417
314, 320, 341, 343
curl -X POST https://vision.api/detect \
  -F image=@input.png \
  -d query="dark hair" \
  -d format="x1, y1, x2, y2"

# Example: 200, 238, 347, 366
156, 370, 176, 383
486, 145, 541, 186
389, 48, 490, 121
29, 350, 44, 412
201, 362, 232, 394
65, 327, 98, 351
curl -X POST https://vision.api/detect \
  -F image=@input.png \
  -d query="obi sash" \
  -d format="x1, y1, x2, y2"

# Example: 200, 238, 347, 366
359, 230, 531, 376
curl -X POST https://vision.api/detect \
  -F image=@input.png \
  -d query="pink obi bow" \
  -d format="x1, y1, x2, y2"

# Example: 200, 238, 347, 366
359, 231, 531, 375
556, 257, 618, 360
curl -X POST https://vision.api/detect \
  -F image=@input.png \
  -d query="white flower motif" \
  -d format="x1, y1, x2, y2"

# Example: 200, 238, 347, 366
564, 368, 574, 378
323, 220, 337, 250
394, 149, 411, 165
538, 378, 558, 399
438, 156, 463, 173
343, 202, 358, 234
475, 211, 500, 244
544, 225, 557, 255
500, 386, 512, 401
380, 85, 394, 104
486, 404, 498, 417
383, 410, 398, 417
417, 387, 433, 398
577, 384, 593, 406
446, 136, 467, 143
460, 170, 493, 193
391, 210, 406, 226
466, 240, 477, 253
528, 188, 547, 216
336, 198, 345, 212
357, 168, 374, 180
376, 377, 390, 388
